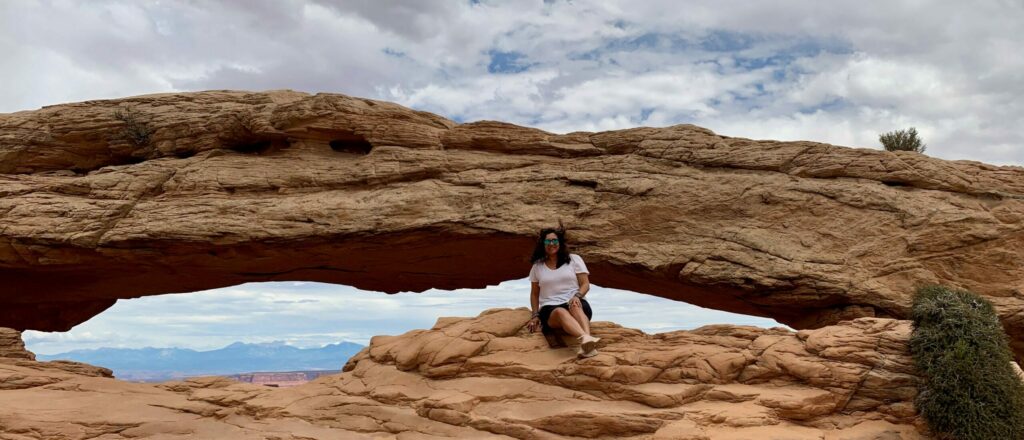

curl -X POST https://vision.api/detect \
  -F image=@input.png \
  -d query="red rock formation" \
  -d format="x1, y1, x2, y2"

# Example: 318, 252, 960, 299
1, 90, 1023, 353
0, 310, 929, 438
0, 328, 34, 361
0, 328, 112, 393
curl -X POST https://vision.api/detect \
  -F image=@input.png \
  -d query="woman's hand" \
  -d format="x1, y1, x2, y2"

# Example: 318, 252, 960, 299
569, 295, 582, 310
526, 317, 541, 333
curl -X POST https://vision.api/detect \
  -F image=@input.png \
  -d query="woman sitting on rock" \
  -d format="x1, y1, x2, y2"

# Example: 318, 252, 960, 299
525, 226, 601, 358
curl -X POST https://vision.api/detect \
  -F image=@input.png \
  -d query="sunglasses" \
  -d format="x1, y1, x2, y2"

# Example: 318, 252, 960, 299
543, 239, 559, 245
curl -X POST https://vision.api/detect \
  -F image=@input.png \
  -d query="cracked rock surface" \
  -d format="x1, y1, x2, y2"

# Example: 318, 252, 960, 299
1, 90, 1023, 354
0, 310, 927, 439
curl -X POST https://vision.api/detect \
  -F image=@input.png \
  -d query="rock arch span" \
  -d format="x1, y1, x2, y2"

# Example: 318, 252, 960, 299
1, 90, 1023, 351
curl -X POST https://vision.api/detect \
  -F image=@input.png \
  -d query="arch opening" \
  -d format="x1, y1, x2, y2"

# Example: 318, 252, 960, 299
22, 279, 783, 382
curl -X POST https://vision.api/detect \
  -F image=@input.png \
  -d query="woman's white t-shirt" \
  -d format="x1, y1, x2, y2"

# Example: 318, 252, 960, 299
529, 254, 589, 307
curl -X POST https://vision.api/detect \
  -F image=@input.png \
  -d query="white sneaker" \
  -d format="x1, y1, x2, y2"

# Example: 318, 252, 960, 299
579, 335, 600, 354
578, 347, 599, 358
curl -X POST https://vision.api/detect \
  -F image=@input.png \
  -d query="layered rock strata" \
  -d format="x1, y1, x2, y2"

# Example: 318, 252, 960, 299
1, 90, 1023, 351
0, 328, 112, 393
0, 310, 927, 439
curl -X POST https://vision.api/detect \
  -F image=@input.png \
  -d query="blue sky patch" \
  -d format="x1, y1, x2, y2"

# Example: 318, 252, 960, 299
570, 30, 853, 79
699, 30, 759, 52
487, 50, 535, 74
639, 107, 655, 123
799, 97, 847, 114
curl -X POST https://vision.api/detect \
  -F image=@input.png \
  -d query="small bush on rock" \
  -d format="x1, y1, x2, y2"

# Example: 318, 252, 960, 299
879, 127, 926, 153
113, 107, 154, 147
910, 285, 1024, 439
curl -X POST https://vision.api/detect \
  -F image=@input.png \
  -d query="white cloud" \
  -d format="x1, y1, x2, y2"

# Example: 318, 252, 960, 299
384, 68, 559, 121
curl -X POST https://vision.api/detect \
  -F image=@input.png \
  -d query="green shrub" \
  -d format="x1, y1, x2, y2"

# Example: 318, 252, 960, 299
112, 107, 154, 147
910, 285, 1024, 439
879, 127, 926, 153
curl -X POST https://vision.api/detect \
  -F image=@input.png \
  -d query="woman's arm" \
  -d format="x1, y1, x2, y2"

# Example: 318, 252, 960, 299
569, 273, 590, 309
527, 282, 541, 332
576, 273, 590, 297
570, 254, 590, 299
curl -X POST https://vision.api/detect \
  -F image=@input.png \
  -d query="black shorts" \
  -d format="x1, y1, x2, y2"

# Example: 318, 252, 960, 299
539, 298, 593, 335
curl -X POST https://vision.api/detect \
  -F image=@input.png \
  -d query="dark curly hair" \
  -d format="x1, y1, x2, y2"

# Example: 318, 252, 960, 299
530, 224, 570, 268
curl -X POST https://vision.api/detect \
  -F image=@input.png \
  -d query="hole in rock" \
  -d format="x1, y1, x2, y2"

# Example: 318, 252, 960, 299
22, 280, 782, 384
329, 134, 373, 155
567, 179, 598, 188
173, 150, 197, 159
882, 180, 908, 187
232, 140, 274, 154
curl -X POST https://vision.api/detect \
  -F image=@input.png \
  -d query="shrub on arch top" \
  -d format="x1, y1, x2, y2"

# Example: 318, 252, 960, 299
879, 127, 926, 153
910, 285, 1024, 439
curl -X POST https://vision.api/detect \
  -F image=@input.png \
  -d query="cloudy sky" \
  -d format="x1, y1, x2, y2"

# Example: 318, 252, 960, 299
6, 0, 1022, 352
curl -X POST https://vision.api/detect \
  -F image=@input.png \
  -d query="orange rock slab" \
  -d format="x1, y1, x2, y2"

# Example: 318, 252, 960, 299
0, 310, 930, 439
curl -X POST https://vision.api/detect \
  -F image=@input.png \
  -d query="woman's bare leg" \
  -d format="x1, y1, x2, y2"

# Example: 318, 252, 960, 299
548, 308, 584, 337
568, 301, 591, 336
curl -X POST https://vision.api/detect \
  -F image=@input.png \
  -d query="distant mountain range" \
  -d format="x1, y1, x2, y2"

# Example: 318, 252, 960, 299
37, 341, 365, 382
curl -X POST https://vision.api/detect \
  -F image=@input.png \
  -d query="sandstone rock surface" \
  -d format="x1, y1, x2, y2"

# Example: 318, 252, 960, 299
0, 310, 928, 439
1, 90, 1023, 351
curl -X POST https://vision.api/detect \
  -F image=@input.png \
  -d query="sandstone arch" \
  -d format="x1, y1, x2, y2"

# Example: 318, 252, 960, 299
1, 90, 1023, 351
